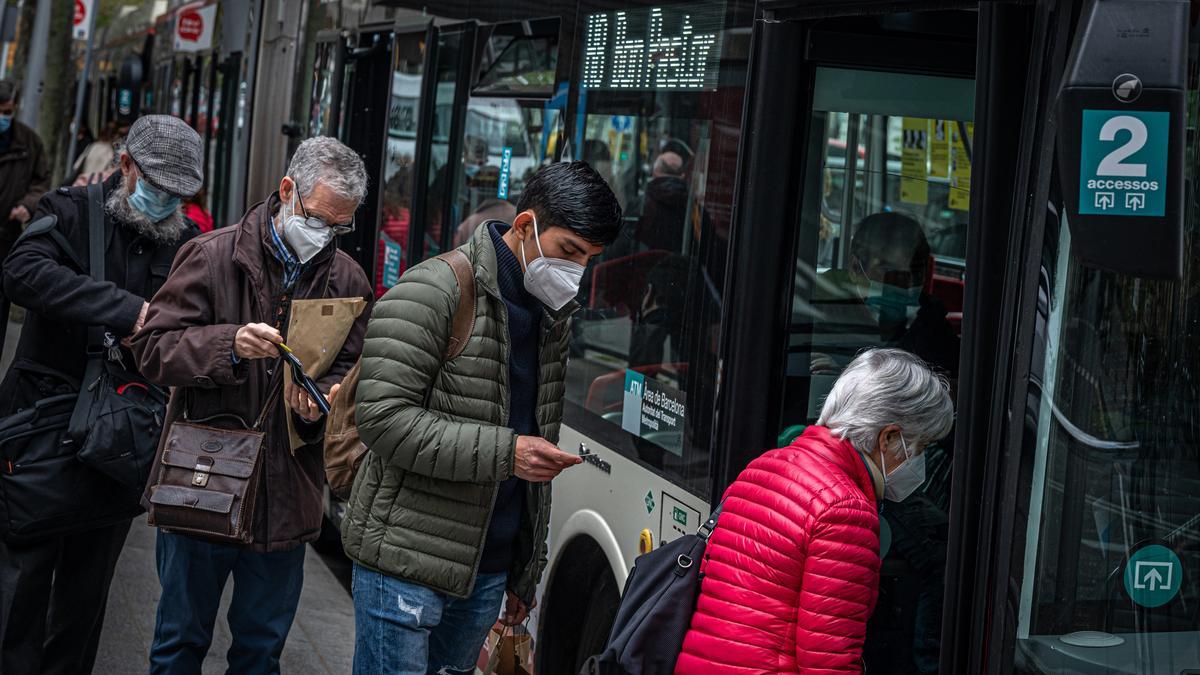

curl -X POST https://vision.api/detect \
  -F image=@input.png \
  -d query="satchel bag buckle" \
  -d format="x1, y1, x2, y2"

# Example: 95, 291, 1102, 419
192, 459, 213, 487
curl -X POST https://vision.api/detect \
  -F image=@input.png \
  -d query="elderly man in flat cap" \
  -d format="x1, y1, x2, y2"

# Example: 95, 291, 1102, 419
0, 114, 202, 675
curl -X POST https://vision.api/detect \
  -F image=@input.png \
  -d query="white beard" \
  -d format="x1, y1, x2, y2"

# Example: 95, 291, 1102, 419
105, 182, 188, 245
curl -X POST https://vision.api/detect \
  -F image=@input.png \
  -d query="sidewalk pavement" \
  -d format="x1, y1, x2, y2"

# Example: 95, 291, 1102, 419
94, 515, 356, 674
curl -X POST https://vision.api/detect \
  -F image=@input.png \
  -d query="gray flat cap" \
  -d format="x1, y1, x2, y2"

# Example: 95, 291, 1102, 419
124, 115, 204, 198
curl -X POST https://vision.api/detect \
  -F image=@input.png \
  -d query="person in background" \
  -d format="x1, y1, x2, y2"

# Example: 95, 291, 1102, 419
71, 121, 120, 187
0, 114, 203, 675
344, 161, 622, 675
183, 186, 214, 233
0, 79, 50, 264
131, 136, 373, 674
454, 197, 516, 248
675, 348, 954, 674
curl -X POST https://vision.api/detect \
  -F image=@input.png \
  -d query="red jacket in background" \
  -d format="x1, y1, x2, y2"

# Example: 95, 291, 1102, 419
676, 425, 880, 674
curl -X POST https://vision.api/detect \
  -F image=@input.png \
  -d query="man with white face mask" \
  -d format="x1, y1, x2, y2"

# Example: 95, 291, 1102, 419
345, 161, 622, 674
130, 136, 373, 673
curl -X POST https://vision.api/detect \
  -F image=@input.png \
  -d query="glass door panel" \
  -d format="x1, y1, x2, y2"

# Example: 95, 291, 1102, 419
782, 66, 975, 674
375, 29, 426, 297
1010, 29, 1200, 675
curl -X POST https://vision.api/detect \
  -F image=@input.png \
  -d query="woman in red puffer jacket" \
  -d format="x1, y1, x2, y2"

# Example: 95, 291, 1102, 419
676, 348, 954, 674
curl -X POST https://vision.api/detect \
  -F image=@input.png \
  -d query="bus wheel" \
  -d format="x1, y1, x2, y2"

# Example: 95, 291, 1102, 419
575, 568, 619, 668
539, 537, 620, 674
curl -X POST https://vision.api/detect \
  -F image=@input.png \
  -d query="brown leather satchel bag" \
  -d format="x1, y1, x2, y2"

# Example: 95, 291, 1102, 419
146, 381, 281, 544
323, 249, 475, 499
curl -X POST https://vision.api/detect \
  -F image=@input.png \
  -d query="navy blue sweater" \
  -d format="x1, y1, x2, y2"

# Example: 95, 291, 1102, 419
478, 222, 542, 574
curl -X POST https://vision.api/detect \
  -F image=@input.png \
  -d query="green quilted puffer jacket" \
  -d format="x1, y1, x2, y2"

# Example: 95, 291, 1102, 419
342, 223, 574, 603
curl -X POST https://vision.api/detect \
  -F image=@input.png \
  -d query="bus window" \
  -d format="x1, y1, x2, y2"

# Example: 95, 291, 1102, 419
376, 32, 425, 297
782, 66, 975, 674
1009, 38, 1200, 675
420, 29, 467, 261
562, 0, 746, 500
445, 99, 559, 248
308, 41, 339, 137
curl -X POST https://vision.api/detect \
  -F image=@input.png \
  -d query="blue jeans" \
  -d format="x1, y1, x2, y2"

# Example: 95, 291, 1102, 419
148, 530, 306, 675
351, 562, 507, 675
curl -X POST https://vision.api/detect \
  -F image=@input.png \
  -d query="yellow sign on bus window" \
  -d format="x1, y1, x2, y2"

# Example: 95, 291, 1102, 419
950, 122, 973, 212
928, 119, 951, 179
901, 117, 929, 205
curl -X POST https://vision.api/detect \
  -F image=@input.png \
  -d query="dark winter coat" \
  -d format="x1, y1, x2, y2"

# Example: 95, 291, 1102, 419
0, 120, 52, 261
0, 172, 197, 413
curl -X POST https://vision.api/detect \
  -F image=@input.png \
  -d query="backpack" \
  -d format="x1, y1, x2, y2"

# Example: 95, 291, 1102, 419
579, 503, 724, 675
323, 249, 476, 499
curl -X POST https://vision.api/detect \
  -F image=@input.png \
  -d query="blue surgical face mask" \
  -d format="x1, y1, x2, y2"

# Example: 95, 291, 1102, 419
0, 114, 12, 134
128, 177, 181, 223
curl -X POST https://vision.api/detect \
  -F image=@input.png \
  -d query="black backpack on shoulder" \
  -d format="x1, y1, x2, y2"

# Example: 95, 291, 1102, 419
579, 503, 723, 675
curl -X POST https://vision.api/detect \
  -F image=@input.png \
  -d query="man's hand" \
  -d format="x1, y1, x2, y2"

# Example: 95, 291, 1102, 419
286, 379, 336, 422
234, 322, 282, 359
513, 436, 582, 482
122, 302, 151, 347
8, 205, 30, 225
502, 591, 535, 626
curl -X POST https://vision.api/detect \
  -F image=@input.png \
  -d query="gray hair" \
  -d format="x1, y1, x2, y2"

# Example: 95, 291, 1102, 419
0, 80, 15, 104
286, 136, 368, 204
817, 348, 954, 453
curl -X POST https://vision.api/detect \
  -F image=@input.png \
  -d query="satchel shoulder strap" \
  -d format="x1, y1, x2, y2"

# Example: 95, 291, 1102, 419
86, 182, 105, 284
434, 248, 475, 361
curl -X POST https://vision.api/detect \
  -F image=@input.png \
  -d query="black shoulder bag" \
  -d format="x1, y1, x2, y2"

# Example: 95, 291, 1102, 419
67, 181, 169, 492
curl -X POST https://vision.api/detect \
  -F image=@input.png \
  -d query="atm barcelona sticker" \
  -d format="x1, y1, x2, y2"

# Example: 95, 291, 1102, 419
621, 370, 686, 457
1079, 109, 1169, 217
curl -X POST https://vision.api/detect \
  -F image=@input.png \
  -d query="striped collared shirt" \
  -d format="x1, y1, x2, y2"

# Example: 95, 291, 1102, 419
268, 216, 303, 291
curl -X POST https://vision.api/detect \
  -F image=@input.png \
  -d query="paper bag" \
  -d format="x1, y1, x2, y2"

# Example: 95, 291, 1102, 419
480, 624, 533, 675
284, 297, 368, 451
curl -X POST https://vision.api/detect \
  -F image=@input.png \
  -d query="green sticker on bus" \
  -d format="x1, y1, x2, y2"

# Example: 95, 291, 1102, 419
1123, 544, 1182, 608
672, 506, 688, 527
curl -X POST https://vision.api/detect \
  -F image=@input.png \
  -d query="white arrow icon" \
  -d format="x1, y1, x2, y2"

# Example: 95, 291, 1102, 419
1134, 561, 1173, 591
1126, 192, 1146, 210
1096, 192, 1115, 210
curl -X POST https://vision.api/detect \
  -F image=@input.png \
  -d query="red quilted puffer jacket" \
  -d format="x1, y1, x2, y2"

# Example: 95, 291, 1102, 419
676, 425, 881, 674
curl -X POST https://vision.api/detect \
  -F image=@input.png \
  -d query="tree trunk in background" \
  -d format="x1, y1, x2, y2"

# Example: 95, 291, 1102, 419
8, 0, 37, 92
38, 0, 75, 186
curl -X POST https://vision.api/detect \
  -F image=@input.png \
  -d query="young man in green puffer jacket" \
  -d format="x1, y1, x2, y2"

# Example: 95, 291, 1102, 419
343, 162, 622, 674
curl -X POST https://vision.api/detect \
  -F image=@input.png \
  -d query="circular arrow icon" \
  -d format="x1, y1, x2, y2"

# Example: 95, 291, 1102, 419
1112, 73, 1143, 103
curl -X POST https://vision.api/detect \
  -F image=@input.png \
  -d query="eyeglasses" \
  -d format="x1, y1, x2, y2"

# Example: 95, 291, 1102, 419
295, 186, 355, 236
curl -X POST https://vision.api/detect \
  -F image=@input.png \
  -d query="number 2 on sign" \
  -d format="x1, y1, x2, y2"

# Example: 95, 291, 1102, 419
1097, 115, 1148, 177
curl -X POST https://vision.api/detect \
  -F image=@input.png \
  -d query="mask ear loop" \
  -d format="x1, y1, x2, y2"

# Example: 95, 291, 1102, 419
519, 213, 545, 271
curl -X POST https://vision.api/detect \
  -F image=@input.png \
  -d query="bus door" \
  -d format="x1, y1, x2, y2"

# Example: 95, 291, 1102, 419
337, 28, 395, 282
374, 24, 431, 298
993, 1, 1200, 672
408, 17, 563, 267
721, 7, 981, 675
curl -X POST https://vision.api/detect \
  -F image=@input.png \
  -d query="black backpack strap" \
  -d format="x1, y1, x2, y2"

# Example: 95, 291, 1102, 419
67, 183, 108, 439
697, 499, 725, 541
84, 181, 107, 350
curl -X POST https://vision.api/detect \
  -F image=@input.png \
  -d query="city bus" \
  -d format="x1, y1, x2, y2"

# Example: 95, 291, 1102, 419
331, 2, 1195, 673
85, 0, 1200, 672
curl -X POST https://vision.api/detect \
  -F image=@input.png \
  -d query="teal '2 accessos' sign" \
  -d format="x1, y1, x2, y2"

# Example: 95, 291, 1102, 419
1079, 109, 1169, 217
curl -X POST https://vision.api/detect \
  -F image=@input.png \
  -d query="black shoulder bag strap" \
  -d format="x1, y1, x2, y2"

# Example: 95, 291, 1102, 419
67, 183, 109, 437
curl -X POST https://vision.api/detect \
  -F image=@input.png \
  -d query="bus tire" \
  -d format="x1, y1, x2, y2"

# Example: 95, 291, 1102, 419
538, 537, 620, 674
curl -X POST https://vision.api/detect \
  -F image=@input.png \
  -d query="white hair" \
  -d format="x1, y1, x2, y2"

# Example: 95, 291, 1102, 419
817, 348, 955, 453
286, 136, 368, 204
